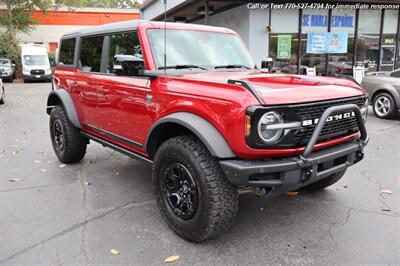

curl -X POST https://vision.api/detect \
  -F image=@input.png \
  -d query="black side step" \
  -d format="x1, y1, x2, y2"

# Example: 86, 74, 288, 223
81, 132, 153, 164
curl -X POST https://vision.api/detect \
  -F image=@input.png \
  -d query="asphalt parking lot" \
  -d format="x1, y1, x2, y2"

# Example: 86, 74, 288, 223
1, 82, 399, 265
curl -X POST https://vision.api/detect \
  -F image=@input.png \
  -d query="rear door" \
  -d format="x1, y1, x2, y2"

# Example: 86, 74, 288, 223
95, 31, 153, 150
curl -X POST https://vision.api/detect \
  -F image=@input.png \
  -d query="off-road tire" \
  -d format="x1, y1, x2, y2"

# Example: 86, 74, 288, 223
373, 92, 398, 119
0, 86, 5, 104
153, 135, 239, 242
303, 168, 346, 191
49, 105, 86, 163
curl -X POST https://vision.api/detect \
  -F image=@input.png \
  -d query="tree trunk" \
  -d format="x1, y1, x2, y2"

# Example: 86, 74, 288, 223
6, 0, 17, 41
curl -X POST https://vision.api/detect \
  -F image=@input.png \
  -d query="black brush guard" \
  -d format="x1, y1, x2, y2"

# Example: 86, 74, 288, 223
219, 104, 369, 195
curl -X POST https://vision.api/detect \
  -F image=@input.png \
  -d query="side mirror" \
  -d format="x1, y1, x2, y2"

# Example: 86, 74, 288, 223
113, 55, 144, 76
12, 63, 16, 67
261, 57, 273, 71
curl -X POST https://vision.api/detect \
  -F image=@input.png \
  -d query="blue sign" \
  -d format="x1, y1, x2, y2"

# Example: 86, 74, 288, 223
331, 16, 353, 28
307, 32, 326, 53
307, 32, 348, 54
302, 14, 328, 27
303, 14, 353, 28
326, 32, 348, 53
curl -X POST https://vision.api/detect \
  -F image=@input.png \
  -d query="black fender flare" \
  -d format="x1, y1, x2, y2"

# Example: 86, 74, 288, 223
145, 112, 236, 158
46, 89, 81, 128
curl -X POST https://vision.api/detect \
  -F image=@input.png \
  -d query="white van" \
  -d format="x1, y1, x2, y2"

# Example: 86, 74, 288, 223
21, 44, 52, 83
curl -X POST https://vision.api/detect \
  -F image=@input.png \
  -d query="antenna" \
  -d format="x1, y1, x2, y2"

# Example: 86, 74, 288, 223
162, 0, 167, 74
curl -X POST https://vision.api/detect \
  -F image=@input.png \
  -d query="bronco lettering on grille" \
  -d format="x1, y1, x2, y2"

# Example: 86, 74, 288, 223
301, 111, 355, 126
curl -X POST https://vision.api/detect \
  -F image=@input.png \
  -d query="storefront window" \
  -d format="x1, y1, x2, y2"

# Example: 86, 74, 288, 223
357, 10, 381, 72
269, 10, 299, 73
301, 9, 329, 76
328, 10, 355, 76
269, 34, 299, 74
381, 10, 398, 71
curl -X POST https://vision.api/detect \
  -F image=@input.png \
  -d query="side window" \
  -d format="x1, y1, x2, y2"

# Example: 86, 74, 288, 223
108, 32, 143, 74
390, 70, 400, 78
80, 36, 104, 72
59, 38, 76, 65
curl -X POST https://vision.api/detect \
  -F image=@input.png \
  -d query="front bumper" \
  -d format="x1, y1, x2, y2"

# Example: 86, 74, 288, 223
220, 104, 369, 196
0, 72, 13, 79
23, 74, 52, 81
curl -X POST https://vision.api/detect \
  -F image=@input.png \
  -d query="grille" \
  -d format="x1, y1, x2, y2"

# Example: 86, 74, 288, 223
291, 96, 366, 145
30, 69, 45, 75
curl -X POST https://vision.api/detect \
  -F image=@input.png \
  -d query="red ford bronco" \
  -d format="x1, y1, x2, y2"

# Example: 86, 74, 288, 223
47, 20, 368, 241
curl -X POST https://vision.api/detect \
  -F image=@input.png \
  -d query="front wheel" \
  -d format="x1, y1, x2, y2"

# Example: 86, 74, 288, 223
49, 105, 87, 163
153, 135, 239, 242
373, 92, 398, 119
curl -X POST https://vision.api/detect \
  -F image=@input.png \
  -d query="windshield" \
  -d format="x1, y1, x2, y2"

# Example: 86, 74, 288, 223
0, 59, 11, 66
147, 29, 254, 70
23, 55, 49, 66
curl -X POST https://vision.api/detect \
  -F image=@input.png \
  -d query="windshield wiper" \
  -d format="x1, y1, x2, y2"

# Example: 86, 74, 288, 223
158, 64, 207, 70
214, 64, 251, 69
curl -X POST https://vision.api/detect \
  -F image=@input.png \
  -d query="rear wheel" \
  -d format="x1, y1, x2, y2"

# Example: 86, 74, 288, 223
373, 92, 397, 119
49, 105, 87, 163
303, 169, 346, 191
153, 135, 238, 242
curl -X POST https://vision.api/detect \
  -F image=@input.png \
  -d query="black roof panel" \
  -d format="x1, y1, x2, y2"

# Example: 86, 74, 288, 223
62, 20, 148, 38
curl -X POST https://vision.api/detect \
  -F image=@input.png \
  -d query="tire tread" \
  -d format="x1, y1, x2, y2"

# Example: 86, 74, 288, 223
154, 135, 238, 242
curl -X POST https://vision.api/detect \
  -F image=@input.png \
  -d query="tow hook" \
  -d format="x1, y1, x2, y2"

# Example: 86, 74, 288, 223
355, 151, 364, 163
301, 167, 313, 182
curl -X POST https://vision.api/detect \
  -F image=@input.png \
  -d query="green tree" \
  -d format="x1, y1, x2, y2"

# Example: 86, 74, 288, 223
0, 0, 50, 73
0, 0, 51, 38
0, 32, 20, 64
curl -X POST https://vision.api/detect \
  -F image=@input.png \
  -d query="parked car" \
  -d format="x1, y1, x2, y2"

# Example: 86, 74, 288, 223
21, 44, 52, 83
362, 69, 400, 119
48, 20, 369, 242
0, 78, 5, 104
0, 58, 16, 82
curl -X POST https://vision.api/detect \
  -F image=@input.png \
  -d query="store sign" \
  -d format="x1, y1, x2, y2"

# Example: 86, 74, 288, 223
331, 16, 354, 28
277, 35, 292, 59
307, 32, 348, 54
302, 14, 353, 28
302, 14, 328, 27
384, 38, 395, 45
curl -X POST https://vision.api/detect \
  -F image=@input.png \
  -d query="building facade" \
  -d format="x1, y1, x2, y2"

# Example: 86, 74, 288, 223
14, 7, 140, 53
141, 0, 400, 76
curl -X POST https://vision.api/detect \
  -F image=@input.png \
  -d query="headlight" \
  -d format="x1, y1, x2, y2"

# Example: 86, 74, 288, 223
23, 67, 29, 73
257, 111, 284, 143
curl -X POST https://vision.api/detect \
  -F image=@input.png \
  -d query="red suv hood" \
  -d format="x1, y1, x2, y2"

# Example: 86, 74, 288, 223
178, 71, 365, 105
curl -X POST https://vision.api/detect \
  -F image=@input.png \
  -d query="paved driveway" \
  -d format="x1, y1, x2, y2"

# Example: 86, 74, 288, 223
1, 83, 399, 265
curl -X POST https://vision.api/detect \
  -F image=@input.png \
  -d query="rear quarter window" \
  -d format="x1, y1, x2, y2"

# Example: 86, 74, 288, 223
59, 38, 76, 65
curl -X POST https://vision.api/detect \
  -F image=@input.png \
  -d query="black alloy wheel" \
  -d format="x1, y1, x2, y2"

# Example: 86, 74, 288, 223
52, 119, 65, 151
162, 162, 199, 220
